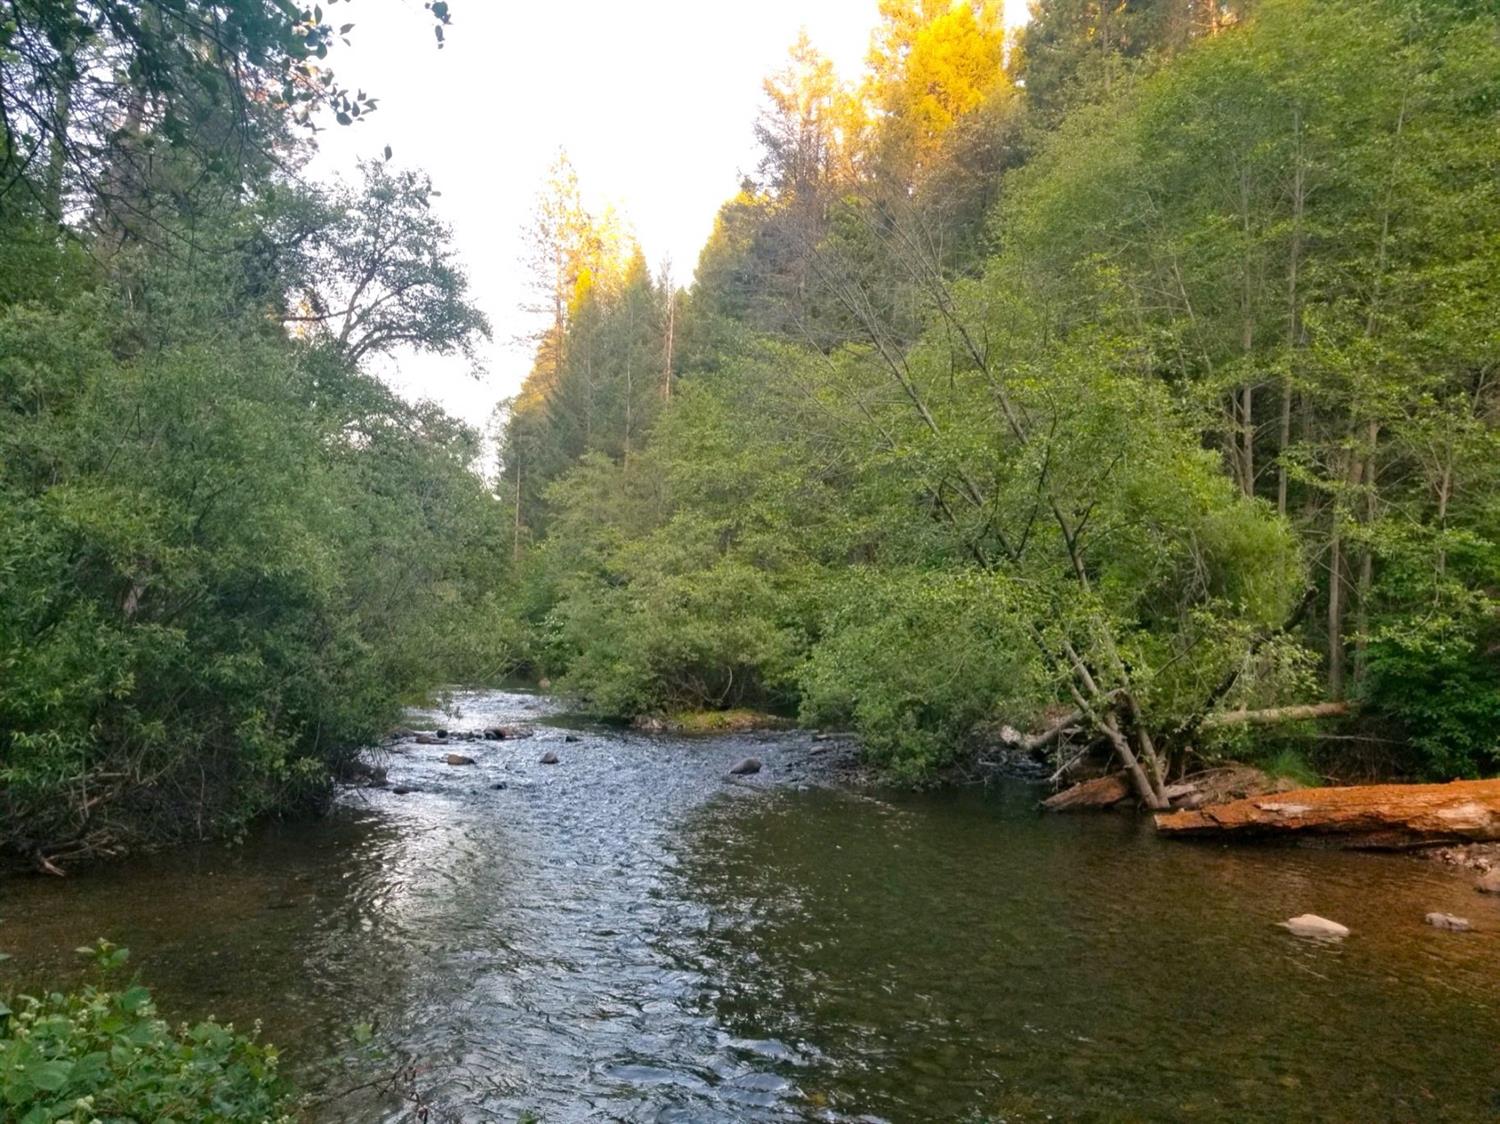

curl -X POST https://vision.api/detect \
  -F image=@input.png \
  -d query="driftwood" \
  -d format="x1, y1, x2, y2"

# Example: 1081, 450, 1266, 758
1155, 778, 1500, 848
1040, 773, 1131, 811
1043, 765, 1292, 814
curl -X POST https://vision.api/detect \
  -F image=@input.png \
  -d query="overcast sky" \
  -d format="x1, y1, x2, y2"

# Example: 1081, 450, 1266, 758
308, 0, 1030, 428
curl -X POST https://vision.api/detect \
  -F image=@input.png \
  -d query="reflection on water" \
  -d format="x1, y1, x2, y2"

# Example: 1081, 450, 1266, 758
2, 690, 1497, 1122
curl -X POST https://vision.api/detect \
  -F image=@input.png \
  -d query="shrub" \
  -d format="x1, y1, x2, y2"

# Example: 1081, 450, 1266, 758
0, 943, 294, 1123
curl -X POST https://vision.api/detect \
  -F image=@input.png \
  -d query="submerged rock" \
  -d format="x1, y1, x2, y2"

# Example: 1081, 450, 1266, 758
729, 757, 763, 776
539, 750, 560, 765
392, 785, 418, 795
1279, 914, 1350, 939
445, 754, 476, 766
1425, 912, 1471, 931
1476, 869, 1500, 894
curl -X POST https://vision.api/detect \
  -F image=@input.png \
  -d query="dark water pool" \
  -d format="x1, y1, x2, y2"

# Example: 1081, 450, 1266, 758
2, 690, 1497, 1122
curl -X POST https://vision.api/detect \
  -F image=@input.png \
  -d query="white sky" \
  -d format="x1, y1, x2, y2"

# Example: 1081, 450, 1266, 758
309, 0, 1030, 428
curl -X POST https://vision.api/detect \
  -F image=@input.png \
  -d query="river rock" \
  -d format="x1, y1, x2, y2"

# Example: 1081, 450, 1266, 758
1425, 912, 1471, 931
729, 757, 763, 776
564, 734, 580, 743
1279, 914, 1350, 939
539, 750, 560, 765
538, 677, 552, 690
435, 728, 449, 739
444, 753, 476, 766
1042, 773, 1131, 812
392, 785, 418, 795
415, 734, 445, 745
1476, 869, 1500, 894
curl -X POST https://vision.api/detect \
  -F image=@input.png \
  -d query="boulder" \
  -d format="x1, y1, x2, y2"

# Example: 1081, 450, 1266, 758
729, 757, 763, 776
392, 785, 418, 795
415, 734, 445, 745
1041, 773, 1131, 812
435, 728, 449, 739
1156, 778, 1500, 849
444, 754, 475, 766
564, 734, 580, 743
1476, 869, 1500, 894
539, 750, 560, 765
1279, 914, 1350, 939
1425, 912, 1471, 931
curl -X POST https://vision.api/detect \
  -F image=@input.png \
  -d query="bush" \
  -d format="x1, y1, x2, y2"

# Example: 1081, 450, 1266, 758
0, 943, 293, 1124
798, 568, 1039, 780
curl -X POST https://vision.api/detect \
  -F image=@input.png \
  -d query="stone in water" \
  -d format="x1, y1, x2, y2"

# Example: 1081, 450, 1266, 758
1279, 914, 1349, 939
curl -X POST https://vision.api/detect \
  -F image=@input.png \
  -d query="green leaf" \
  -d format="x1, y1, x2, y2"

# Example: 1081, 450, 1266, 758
28, 1059, 73, 1092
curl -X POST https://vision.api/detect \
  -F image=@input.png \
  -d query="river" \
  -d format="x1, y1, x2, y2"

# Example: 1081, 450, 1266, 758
2, 689, 1497, 1122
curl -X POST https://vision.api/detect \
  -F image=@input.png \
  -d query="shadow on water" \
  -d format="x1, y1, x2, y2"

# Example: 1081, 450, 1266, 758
2, 689, 1498, 1121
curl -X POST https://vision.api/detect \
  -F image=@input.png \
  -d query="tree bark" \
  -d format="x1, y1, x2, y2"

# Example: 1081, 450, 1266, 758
1156, 778, 1500, 848
1199, 701, 1351, 729
1327, 446, 1364, 699
1279, 106, 1305, 517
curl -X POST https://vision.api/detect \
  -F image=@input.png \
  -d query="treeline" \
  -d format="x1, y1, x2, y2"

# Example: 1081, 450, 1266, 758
1, 2, 508, 867
499, 0, 1500, 799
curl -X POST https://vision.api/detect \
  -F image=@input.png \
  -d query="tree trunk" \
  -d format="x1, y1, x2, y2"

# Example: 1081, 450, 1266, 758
1279, 106, 1305, 518
1327, 446, 1364, 699
1199, 701, 1350, 728
1353, 421, 1380, 687
1156, 778, 1500, 848
1238, 159, 1257, 498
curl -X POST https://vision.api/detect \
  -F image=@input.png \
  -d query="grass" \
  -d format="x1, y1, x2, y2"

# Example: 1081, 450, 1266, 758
1261, 747, 1322, 789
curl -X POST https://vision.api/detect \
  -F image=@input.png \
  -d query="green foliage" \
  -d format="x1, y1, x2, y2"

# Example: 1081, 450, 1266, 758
1361, 526, 1500, 778
798, 569, 1037, 779
488, 0, 1500, 791
0, 144, 506, 863
0, 943, 293, 1123
1259, 747, 1322, 789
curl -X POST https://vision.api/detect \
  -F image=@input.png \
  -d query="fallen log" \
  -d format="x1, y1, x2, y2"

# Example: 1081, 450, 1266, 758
1198, 701, 1351, 730
1155, 778, 1500, 849
1041, 773, 1131, 812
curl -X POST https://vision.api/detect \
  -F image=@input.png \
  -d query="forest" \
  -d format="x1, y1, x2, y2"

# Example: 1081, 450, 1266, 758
0, 0, 511, 868
496, 0, 1500, 809
2, 1, 1499, 1118
3, 0, 1499, 858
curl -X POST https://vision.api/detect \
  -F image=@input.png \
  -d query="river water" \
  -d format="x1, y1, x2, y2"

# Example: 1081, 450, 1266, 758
2, 689, 1497, 1122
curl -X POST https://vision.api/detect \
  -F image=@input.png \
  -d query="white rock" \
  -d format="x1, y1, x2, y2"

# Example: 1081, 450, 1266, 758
1425, 912, 1471, 931
1279, 913, 1350, 939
